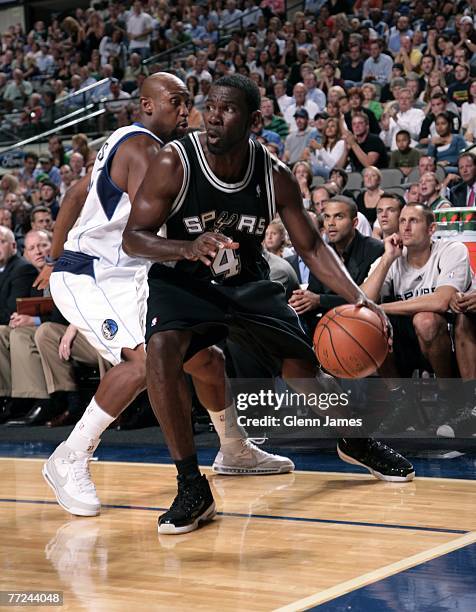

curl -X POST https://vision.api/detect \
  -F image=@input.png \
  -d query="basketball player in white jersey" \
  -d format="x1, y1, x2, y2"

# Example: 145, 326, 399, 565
38, 73, 293, 518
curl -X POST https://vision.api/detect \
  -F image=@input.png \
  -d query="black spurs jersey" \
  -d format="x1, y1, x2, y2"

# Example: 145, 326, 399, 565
159, 132, 278, 285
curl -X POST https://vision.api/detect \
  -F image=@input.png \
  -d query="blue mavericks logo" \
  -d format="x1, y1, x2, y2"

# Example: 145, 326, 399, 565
102, 319, 118, 340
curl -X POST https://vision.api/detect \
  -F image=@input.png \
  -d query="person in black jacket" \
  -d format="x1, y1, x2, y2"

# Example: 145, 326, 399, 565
288, 196, 384, 335
0, 227, 38, 326
0, 228, 53, 424
449, 153, 476, 207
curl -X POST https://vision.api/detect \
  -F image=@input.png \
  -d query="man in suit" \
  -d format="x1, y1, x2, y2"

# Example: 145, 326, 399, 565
288, 196, 384, 334
285, 250, 309, 286
0, 227, 38, 325
0, 227, 42, 422
450, 154, 476, 207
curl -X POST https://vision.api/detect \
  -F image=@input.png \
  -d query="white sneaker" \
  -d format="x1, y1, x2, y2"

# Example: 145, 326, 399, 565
42, 441, 101, 517
212, 439, 295, 475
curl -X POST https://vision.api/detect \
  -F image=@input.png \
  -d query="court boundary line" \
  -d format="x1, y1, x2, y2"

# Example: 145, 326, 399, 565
0, 497, 468, 535
1, 456, 475, 484
274, 531, 476, 612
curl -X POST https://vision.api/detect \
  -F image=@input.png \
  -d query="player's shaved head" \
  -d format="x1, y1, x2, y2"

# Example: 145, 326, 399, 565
140, 72, 187, 99
138, 72, 190, 143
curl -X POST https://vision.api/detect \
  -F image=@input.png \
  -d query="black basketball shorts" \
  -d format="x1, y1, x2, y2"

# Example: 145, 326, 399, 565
145, 264, 317, 370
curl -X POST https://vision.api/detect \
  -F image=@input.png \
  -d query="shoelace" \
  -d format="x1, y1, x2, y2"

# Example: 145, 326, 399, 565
170, 481, 204, 514
240, 439, 276, 458
68, 456, 97, 494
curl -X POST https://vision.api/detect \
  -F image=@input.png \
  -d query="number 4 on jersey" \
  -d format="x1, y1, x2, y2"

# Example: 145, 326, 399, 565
211, 247, 241, 279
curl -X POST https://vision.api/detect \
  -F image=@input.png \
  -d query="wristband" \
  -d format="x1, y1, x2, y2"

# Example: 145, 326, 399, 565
44, 255, 58, 266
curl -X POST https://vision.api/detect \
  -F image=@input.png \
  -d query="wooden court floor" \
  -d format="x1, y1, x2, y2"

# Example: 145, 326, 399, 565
1, 457, 475, 611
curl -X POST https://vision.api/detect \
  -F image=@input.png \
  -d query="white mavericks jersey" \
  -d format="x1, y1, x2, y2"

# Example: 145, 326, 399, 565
63, 122, 162, 270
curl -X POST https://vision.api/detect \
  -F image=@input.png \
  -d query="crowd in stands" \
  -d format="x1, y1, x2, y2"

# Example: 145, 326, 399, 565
0, 0, 475, 435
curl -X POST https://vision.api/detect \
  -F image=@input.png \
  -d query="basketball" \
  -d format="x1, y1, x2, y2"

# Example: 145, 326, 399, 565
313, 304, 389, 379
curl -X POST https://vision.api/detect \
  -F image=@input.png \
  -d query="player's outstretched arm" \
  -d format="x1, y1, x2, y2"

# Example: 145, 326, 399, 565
275, 164, 365, 305
276, 165, 391, 338
123, 145, 237, 263
33, 174, 89, 289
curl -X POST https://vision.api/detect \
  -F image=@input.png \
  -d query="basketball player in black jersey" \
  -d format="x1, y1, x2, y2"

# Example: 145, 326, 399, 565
123, 75, 414, 534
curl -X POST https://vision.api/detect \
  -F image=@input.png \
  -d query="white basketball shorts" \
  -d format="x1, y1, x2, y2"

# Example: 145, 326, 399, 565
50, 260, 147, 366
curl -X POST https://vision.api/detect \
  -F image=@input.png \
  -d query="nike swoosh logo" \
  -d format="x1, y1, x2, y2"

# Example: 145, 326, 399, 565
48, 459, 68, 487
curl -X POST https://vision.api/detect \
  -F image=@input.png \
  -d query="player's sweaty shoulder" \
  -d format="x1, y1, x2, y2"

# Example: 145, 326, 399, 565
119, 132, 162, 164
151, 142, 184, 177
110, 132, 162, 185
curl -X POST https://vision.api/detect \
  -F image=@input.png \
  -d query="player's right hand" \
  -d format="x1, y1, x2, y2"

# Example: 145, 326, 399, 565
383, 233, 403, 262
33, 265, 53, 290
356, 296, 393, 349
183, 232, 239, 266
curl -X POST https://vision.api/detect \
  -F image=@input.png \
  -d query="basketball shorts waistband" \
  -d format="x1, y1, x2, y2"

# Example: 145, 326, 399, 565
53, 250, 99, 279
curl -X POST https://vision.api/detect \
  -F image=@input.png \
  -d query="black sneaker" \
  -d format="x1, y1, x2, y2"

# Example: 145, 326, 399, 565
337, 438, 415, 482
436, 405, 476, 438
158, 475, 216, 535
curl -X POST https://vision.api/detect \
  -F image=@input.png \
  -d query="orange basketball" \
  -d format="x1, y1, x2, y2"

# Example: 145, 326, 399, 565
313, 304, 389, 379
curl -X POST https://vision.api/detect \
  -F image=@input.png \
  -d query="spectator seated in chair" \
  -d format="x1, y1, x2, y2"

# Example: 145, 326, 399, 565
435, 287, 476, 438
361, 204, 473, 431
449, 153, 476, 207
288, 196, 384, 336
372, 192, 405, 240
0, 229, 53, 424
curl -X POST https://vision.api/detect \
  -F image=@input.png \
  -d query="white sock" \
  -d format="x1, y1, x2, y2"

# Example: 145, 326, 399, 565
209, 402, 247, 448
66, 397, 115, 453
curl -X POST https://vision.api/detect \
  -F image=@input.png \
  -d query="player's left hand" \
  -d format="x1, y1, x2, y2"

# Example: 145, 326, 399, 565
289, 289, 320, 314
356, 296, 393, 349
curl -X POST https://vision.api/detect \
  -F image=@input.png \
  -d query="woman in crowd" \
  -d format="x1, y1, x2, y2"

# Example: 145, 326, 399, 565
308, 117, 346, 179
69, 133, 96, 170
292, 161, 313, 208
0, 174, 21, 203
263, 220, 289, 258
48, 136, 68, 168
362, 83, 383, 121
419, 70, 447, 106
356, 166, 384, 225
461, 79, 476, 130
427, 112, 468, 173
186, 75, 200, 104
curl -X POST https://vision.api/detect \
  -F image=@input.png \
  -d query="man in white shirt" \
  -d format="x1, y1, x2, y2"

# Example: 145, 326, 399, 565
127, 0, 154, 59
362, 203, 472, 379
380, 88, 425, 150
273, 80, 293, 115
284, 83, 320, 132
